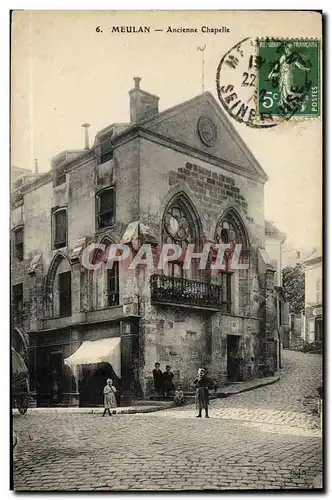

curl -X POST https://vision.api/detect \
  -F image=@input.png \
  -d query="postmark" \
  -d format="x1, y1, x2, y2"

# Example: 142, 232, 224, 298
216, 37, 321, 127
257, 39, 320, 119
216, 37, 276, 129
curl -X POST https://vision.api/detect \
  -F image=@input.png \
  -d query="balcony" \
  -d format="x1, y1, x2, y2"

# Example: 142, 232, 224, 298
150, 274, 230, 312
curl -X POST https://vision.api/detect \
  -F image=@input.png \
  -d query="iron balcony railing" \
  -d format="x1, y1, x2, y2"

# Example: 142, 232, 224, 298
150, 274, 230, 312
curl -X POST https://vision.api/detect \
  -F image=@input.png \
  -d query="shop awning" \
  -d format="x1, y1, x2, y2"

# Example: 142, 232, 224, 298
64, 338, 121, 378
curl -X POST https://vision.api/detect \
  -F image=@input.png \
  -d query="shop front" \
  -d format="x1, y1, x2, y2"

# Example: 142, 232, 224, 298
64, 337, 121, 407
30, 317, 140, 407
32, 328, 80, 407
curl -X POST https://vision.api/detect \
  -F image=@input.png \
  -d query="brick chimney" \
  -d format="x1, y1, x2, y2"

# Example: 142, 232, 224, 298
129, 77, 159, 123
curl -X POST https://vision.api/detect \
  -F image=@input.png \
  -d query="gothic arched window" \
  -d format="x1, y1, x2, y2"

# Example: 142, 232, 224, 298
162, 194, 202, 279
89, 237, 119, 309
215, 208, 249, 263
214, 208, 250, 315
45, 253, 72, 318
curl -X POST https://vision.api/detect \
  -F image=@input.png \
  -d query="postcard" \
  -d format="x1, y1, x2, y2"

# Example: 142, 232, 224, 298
11, 10, 323, 492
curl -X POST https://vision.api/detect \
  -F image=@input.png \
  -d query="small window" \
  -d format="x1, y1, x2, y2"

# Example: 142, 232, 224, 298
107, 265, 119, 307
100, 150, 113, 164
100, 142, 113, 164
96, 188, 115, 230
54, 168, 66, 187
12, 283, 23, 324
59, 271, 71, 317
53, 209, 67, 249
13, 227, 24, 261
217, 272, 232, 313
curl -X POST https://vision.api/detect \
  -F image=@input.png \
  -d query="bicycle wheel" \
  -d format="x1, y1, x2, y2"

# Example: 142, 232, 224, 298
18, 396, 28, 415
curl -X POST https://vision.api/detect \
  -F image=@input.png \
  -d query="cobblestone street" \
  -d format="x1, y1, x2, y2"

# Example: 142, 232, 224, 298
13, 350, 323, 491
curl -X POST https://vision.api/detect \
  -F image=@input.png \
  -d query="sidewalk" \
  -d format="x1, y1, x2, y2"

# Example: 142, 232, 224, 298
19, 401, 174, 415
19, 375, 280, 415
180, 374, 280, 403
216, 374, 280, 398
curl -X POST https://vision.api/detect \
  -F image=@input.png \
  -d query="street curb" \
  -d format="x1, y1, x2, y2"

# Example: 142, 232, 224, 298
14, 377, 280, 415
16, 403, 175, 415
216, 375, 281, 398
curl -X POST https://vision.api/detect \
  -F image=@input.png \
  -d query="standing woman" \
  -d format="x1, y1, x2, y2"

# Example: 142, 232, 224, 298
193, 368, 217, 418
102, 378, 117, 417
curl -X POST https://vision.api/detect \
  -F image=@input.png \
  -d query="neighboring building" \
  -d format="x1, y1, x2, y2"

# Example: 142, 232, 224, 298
282, 247, 315, 269
265, 220, 287, 287
264, 220, 289, 361
11, 166, 33, 189
11, 78, 281, 406
303, 250, 323, 344
281, 245, 314, 349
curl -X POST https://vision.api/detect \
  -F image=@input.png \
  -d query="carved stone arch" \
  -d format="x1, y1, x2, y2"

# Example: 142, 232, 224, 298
44, 251, 71, 316
215, 206, 250, 255
161, 191, 203, 245
90, 235, 116, 265
215, 207, 251, 317
161, 191, 203, 281
96, 229, 121, 244
89, 234, 120, 310
100, 234, 116, 245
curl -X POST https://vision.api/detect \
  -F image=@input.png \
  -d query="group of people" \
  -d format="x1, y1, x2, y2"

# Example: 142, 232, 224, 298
152, 363, 176, 398
103, 366, 218, 418
153, 362, 217, 416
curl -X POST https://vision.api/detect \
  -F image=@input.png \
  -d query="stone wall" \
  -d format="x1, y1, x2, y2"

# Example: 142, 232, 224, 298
140, 308, 210, 394
139, 138, 265, 247
169, 162, 248, 214
135, 138, 267, 396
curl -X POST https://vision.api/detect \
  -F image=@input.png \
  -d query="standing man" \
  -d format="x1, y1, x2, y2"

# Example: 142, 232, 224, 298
152, 362, 164, 397
193, 368, 217, 418
163, 365, 175, 397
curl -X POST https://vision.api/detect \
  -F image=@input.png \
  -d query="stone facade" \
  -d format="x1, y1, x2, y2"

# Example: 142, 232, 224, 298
303, 252, 323, 344
11, 78, 280, 406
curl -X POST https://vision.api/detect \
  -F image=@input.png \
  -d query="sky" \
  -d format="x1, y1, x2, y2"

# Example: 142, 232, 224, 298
11, 10, 322, 250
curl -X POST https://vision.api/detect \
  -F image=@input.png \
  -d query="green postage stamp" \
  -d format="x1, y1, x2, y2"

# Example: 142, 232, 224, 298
257, 39, 320, 119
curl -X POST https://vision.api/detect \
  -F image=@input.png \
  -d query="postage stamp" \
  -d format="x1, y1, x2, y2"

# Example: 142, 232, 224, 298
257, 39, 321, 119
216, 37, 321, 127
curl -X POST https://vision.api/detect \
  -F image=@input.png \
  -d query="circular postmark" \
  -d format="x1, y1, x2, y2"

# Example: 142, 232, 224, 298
216, 37, 276, 129
197, 116, 217, 146
216, 37, 319, 127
